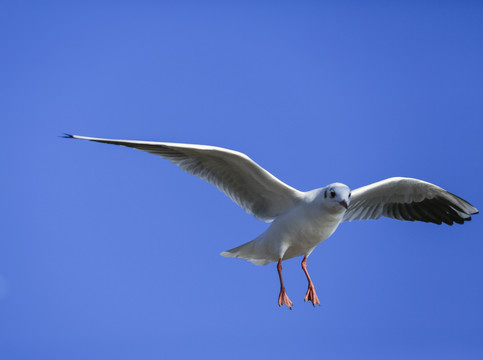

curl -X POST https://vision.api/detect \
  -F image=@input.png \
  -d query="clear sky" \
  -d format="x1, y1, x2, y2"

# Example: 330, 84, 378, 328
1, 1, 482, 359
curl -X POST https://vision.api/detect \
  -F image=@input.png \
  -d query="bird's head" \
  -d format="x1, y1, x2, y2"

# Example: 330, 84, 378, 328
321, 183, 351, 212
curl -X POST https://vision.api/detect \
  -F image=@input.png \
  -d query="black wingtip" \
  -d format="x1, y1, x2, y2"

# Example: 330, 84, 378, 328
61, 133, 74, 139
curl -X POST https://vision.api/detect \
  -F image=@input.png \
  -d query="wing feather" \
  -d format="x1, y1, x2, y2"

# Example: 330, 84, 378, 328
343, 177, 478, 225
65, 134, 303, 221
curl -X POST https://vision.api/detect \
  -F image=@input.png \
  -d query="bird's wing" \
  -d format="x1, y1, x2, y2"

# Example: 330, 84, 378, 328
65, 134, 303, 222
343, 177, 478, 225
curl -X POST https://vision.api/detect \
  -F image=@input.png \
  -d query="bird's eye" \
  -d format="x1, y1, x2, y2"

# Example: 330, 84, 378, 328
330, 190, 336, 198
349, 193, 351, 198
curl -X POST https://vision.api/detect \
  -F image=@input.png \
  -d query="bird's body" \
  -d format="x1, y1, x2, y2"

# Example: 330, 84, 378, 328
222, 186, 347, 265
65, 134, 478, 309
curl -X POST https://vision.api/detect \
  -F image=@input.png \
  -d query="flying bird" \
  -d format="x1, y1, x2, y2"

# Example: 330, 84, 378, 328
64, 134, 478, 309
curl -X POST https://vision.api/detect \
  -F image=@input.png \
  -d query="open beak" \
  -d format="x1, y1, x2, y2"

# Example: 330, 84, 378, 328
339, 200, 348, 209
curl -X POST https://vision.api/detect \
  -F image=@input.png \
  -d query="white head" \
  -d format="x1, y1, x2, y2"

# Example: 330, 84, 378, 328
322, 183, 351, 212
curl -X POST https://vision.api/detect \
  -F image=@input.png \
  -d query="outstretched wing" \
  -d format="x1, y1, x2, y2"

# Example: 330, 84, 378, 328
343, 177, 478, 225
65, 134, 303, 222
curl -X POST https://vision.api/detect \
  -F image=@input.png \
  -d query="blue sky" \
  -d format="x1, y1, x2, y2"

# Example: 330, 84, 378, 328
1, 1, 482, 359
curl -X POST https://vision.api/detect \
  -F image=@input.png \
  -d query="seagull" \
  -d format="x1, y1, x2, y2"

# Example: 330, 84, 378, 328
64, 134, 478, 309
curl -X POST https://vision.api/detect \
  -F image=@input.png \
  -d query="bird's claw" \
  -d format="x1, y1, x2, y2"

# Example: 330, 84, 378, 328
278, 288, 293, 309
304, 285, 320, 306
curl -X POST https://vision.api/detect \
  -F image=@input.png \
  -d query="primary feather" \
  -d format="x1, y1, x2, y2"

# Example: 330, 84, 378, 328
64, 134, 303, 222
343, 177, 478, 225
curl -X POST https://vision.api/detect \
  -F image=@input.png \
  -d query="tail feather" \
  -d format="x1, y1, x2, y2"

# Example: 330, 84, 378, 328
220, 238, 273, 266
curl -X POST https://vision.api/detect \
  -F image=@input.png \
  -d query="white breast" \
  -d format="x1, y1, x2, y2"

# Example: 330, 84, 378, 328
263, 201, 344, 260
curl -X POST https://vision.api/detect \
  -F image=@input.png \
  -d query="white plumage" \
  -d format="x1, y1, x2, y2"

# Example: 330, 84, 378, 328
65, 134, 478, 308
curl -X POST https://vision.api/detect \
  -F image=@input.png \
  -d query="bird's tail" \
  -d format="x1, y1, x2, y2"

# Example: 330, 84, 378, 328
220, 236, 274, 266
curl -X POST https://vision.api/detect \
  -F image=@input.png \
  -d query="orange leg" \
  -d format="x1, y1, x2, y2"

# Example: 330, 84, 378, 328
301, 256, 320, 306
277, 259, 293, 309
